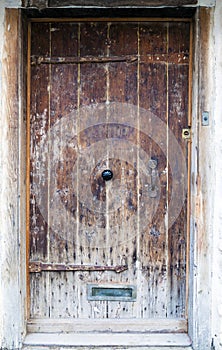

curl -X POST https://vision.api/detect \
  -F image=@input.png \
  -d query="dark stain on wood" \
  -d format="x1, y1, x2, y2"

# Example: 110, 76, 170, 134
23, 0, 197, 8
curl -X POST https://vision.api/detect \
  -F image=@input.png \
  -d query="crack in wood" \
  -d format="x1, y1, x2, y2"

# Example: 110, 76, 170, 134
29, 261, 128, 273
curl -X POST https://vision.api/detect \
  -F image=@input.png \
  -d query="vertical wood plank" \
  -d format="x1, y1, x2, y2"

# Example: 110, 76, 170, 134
29, 22, 50, 318
167, 22, 190, 318
139, 22, 168, 317
107, 22, 138, 318
78, 22, 108, 318
1, 9, 25, 347
29, 23, 50, 262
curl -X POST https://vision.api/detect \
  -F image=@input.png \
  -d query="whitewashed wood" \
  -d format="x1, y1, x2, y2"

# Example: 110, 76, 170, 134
23, 347, 193, 350
23, 333, 192, 347
22, 346, 193, 350
0, 8, 26, 350
188, 7, 215, 350
27, 318, 187, 333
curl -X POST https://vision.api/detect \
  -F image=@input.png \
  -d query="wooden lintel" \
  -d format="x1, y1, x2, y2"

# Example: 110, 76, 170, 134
29, 261, 128, 273
23, 0, 198, 8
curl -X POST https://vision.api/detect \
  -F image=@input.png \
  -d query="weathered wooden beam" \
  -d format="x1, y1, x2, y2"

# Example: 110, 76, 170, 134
1, 8, 25, 349
31, 53, 189, 65
31, 55, 138, 65
50, 0, 197, 5
29, 261, 128, 273
27, 318, 188, 334
22, 0, 197, 8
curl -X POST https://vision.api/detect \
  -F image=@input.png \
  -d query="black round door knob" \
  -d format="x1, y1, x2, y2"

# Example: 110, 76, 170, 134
102, 169, 113, 181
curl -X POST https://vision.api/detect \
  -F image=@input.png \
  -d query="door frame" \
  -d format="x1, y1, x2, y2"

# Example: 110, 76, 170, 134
0, 6, 215, 350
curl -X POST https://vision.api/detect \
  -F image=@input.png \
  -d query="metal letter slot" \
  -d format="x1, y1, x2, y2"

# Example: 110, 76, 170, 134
87, 284, 137, 301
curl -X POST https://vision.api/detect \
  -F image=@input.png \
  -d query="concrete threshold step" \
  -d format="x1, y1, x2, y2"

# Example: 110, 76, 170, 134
23, 347, 193, 350
23, 332, 193, 349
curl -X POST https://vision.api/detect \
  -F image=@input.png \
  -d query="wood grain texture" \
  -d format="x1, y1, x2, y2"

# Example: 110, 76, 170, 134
23, 0, 198, 7
0, 8, 25, 348
50, 0, 198, 5
27, 318, 187, 333
28, 20, 190, 327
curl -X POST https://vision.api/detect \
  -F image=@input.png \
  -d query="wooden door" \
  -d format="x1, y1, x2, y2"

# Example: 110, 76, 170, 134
28, 20, 191, 332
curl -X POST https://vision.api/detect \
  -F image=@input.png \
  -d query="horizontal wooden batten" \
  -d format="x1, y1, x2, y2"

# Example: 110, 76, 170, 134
31, 53, 189, 65
27, 318, 188, 334
31, 55, 138, 65
29, 17, 193, 23
29, 261, 128, 273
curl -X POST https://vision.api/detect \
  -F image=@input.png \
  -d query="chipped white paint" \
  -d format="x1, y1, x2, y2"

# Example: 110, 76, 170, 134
0, 3, 25, 350
198, 0, 215, 5
212, 0, 222, 348
23, 333, 192, 347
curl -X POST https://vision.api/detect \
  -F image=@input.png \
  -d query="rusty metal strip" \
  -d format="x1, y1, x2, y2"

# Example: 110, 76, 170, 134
31, 55, 138, 65
29, 261, 128, 273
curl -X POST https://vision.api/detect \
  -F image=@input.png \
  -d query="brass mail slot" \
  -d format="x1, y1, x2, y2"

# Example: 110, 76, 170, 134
87, 284, 137, 301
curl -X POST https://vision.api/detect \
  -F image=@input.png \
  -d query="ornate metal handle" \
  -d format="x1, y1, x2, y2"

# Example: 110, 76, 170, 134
148, 159, 158, 198
102, 169, 113, 181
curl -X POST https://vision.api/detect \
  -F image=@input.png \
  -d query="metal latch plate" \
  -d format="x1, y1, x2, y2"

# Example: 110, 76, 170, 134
182, 128, 191, 139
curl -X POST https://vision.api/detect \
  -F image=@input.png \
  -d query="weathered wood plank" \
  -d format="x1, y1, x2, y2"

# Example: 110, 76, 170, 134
22, 0, 198, 8
139, 21, 168, 318
167, 64, 188, 316
167, 22, 190, 318
29, 23, 50, 262
0, 8, 24, 348
31, 55, 138, 65
27, 318, 187, 333
29, 261, 128, 272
